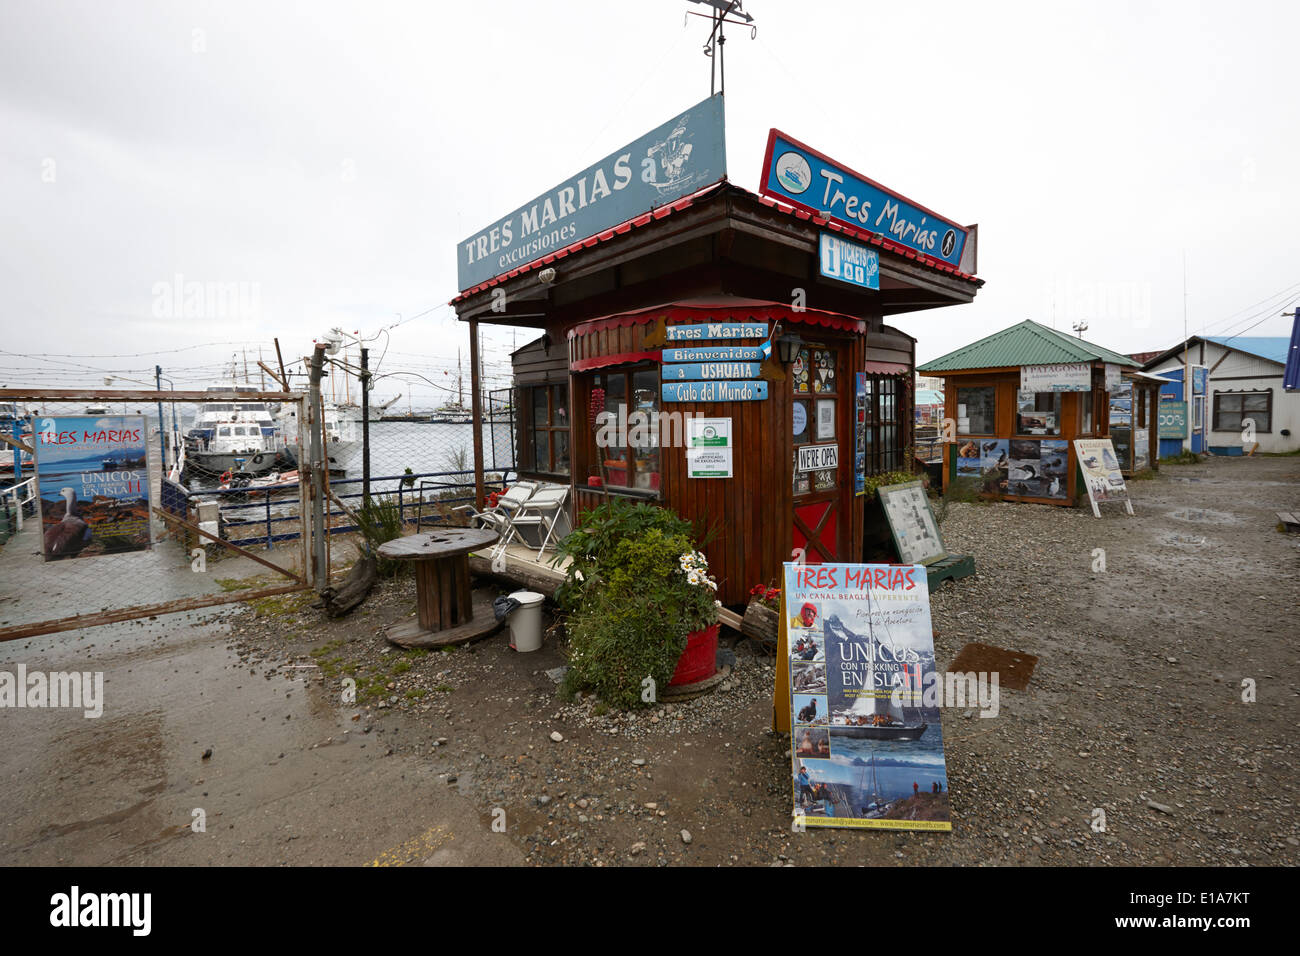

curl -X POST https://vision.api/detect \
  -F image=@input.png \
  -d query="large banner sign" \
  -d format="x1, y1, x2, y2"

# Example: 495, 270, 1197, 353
1157, 400, 1187, 439
457, 95, 727, 291
34, 415, 152, 561
760, 129, 968, 267
1020, 363, 1091, 392
785, 562, 951, 831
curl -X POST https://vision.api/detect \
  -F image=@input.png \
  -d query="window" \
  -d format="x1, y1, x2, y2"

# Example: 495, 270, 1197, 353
525, 383, 570, 474
590, 367, 659, 493
1017, 392, 1061, 436
793, 345, 839, 494
956, 386, 995, 435
1079, 392, 1094, 433
1213, 391, 1271, 433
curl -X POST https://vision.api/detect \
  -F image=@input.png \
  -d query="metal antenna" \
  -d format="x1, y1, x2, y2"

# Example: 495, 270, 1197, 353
686, 0, 755, 96
1071, 321, 1089, 339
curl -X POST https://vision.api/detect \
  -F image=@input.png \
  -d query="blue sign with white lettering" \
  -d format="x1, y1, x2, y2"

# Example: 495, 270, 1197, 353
457, 95, 727, 291
663, 362, 761, 381
662, 381, 768, 402
818, 232, 879, 290
760, 130, 968, 267
662, 346, 764, 362
663, 323, 768, 342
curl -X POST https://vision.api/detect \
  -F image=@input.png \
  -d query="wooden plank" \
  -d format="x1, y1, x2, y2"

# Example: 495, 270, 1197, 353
0, 388, 295, 402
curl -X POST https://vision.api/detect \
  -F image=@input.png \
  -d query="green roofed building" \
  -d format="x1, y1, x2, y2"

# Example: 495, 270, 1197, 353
918, 320, 1156, 506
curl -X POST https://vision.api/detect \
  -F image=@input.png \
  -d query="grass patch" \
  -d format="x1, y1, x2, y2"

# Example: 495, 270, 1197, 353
1129, 467, 1158, 481
1159, 450, 1201, 465
215, 576, 260, 592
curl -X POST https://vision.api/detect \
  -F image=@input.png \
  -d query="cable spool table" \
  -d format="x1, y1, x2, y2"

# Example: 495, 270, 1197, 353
378, 528, 502, 648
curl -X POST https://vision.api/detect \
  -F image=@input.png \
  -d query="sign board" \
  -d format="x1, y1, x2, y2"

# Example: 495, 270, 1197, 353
1157, 401, 1187, 439
1020, 363, 1091, 392
853, 372, 868, 495
661, 380, 768, 402
1105, 364, 1122, 392
760, 129, 968, 267
784, 562, 951, 831
818, 232, 880, 290
663, 322, 767, 342
686, 418, 732, 478
1192, 366, 1208, 395
662, 362, 760, 381
877, 481, 947, 566
796, 443, 838, 472
1073, 438, 1133, 517
457, 94, 726, 291
662, 346, 763, 362
34, 415, 153, 562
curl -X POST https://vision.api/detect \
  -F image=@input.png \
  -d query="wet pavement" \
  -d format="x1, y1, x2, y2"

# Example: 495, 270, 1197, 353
0, 611, 521, 866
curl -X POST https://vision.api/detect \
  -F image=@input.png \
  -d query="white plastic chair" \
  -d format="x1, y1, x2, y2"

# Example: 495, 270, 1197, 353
493, 484, 570, 560
430, 479, 537, 534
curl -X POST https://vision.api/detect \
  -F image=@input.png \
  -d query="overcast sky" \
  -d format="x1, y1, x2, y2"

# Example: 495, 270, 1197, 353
2, 0, 1297, 404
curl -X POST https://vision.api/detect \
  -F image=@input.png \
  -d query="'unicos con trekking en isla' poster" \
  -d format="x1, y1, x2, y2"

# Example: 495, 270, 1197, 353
35, 415, 152, 562
786, 562, 951, 831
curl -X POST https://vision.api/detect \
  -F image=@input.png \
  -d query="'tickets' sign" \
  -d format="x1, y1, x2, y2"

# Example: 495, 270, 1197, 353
457, 95, 727, 291
760, 130, 968, 267
784, 562, 951, 831
34, 415, 153, 561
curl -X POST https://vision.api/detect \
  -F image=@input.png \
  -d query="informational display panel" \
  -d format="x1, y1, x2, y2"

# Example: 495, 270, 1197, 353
785, 562, 951, 831
34, 415, 153, 561
685, 417, 732, 478
877, 481, 946, 566
1074, 438, 1134, 517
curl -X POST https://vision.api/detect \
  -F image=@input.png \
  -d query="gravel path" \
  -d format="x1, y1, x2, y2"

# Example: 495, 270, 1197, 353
232, 455, 1299, 865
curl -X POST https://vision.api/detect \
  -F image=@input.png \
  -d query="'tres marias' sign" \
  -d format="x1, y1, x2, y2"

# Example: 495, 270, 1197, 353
457, 95, 727, 291
760, 130, 969, 268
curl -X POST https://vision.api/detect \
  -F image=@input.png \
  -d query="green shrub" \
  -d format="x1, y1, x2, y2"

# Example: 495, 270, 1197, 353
562, 587, 688, 710
356, 494, 405, 577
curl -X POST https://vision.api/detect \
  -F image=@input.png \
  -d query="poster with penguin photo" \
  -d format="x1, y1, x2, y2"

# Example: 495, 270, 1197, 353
34, 415, 153, 561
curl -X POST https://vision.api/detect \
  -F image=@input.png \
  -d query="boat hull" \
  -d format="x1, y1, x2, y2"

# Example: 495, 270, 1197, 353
830, 722, 928, 741
185, 451, 280, 477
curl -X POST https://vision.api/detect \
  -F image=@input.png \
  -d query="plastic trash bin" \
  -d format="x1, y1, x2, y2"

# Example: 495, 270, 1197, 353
507, 590, 546, 652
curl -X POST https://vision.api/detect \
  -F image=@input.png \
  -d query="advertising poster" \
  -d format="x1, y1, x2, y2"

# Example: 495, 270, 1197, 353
853, 372, 868, 496
1074, 438, 1132, 516
785, 562, 951, 831
34, 415, 152, 561
1039, 439, 1069, 499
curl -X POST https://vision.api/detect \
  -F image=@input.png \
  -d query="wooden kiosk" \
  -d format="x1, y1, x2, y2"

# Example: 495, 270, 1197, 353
455, 101, 984, 605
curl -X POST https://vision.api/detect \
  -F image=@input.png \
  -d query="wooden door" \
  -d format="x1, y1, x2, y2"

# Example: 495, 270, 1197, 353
791, 342, 844, 564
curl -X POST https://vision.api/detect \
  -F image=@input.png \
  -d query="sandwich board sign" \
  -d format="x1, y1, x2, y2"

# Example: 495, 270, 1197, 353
877, 481, 946, 566
781, 562, 951, 832
1073, 438, 1133, 517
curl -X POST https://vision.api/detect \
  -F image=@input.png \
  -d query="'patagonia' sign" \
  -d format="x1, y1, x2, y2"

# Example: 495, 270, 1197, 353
457, 95, 726, 291
818, 232, 879, 290
760, 130, 968, 267
663, 362, 761, 381
662, 381, 768, 402
662, 346, 764, 362
664, 322, 767, 342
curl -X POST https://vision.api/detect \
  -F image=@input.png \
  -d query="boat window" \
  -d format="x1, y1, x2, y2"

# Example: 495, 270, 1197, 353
218, 427, 231, 436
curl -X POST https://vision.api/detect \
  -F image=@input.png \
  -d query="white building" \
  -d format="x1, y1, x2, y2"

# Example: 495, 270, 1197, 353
1142, 336, 1296, 455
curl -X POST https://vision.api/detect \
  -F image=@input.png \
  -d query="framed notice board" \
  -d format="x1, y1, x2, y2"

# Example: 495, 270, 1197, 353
877, 481, 947, 567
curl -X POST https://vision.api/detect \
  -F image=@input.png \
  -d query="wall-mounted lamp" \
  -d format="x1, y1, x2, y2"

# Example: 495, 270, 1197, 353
538, 267, 557, 285
776, 331, 803, 364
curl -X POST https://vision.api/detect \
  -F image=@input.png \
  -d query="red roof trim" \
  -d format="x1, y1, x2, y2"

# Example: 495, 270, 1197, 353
570, 350, 663, 372
566, 304, 866, 341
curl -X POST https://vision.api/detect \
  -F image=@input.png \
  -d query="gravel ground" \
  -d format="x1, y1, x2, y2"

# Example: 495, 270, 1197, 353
230, 454, 1299, 866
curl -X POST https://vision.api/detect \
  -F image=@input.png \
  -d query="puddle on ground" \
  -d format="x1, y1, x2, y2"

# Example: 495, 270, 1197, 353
1157, 530, 1207, 548
1167, 508, 1236, 525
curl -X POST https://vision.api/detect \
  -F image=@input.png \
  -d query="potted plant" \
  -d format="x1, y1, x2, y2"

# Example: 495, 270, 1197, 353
741, 581, 780, 653
555, 499, 720, 706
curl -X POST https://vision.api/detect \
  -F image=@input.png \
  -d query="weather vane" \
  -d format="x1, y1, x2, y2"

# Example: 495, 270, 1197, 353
685, 0, 756, 96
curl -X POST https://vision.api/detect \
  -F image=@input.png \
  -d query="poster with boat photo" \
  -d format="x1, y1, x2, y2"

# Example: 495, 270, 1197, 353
784, 562, 951, 831
34, 415, 152, 561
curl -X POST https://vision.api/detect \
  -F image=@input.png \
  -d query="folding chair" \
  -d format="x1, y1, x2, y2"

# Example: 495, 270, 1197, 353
422, 478, 536, 534
493, 484, 569, 560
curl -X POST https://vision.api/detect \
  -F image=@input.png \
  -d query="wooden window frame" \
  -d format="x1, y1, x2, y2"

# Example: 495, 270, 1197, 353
523, 383, 571, 476
955, 384, 997, 438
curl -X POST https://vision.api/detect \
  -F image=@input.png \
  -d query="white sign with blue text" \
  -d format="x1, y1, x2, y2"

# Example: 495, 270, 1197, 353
663, 362, 761, 381
662, 381, 768, 402
664, 323, 767, 342
818, 232, 879, 290
662, 346, 764, 362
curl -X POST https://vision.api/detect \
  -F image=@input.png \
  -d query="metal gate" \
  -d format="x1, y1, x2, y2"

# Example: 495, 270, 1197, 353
0, 387, 324, 643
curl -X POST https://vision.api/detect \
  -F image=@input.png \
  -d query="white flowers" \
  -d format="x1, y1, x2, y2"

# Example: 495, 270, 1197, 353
679, 551, 718, 591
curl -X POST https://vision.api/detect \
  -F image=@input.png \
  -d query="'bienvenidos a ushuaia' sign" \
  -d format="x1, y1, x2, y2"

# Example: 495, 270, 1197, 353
35, 415, 153, 562
785, 562, 951, 831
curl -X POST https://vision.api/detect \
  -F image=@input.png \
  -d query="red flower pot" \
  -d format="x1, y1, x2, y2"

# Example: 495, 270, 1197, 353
669, 622, 718, 687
